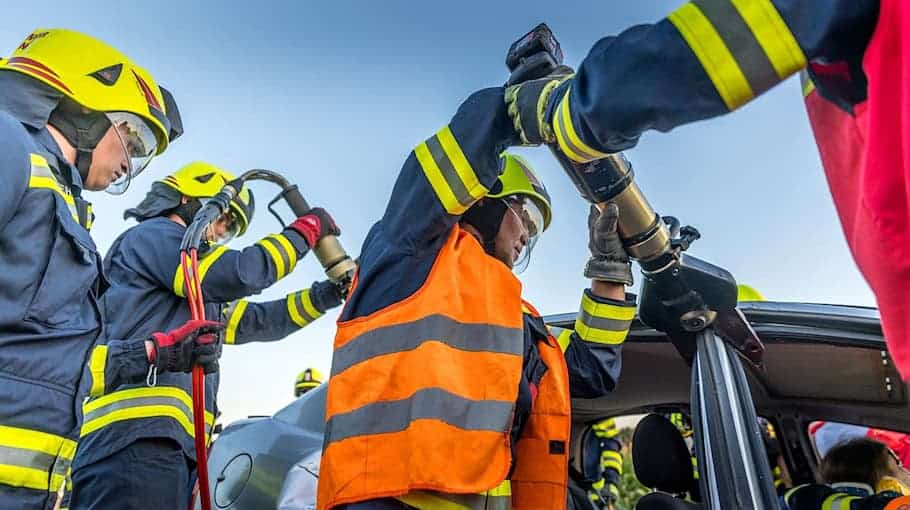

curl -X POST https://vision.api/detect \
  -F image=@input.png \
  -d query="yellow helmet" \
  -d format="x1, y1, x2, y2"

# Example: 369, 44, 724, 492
295, 367, 324, 397
0, 29, 183, 191
736, 284, 766, 302
161, 162, 255, 238
488, 153, 552, 231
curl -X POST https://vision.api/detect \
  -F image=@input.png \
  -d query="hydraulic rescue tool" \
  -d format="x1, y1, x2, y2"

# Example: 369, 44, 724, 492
507, 25, 778, 510
179, 170, 356, 510
506, 23, 763, 365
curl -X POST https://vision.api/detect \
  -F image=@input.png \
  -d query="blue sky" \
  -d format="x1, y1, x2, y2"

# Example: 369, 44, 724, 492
1, 1, 874, 424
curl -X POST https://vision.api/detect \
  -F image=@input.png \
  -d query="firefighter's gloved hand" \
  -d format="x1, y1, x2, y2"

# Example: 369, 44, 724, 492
286, 208, 340, 248
505, 65, 574, 146
308, 279, 345, 312
585, 203, 633, 286
149, 319, 223, 374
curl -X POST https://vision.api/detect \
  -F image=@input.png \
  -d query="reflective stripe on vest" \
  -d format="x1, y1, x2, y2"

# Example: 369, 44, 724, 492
0, 425, 76, 492
81, 386, 215, 443
318, 227, 524, 510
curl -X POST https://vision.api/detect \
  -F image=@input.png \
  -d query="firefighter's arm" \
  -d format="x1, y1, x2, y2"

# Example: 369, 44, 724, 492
378, 87, 518, 250
345, 87, 518, 319
539, 0, 879, 159
165, 231, 310, 303
83, 338, 151, 397
0, 115, 29, 231
223, 280, 343, 345
557, 289, 636, 399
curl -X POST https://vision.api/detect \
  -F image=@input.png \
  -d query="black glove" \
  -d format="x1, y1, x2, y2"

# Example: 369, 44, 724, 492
149, 319, 223, 374
585, 203, 633, 286
504, 65, 574, 146
308, 279, 345, 313
286, 208, 340, 248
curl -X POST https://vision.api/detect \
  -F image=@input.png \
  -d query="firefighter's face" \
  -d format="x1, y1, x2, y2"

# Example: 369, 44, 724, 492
83, 125, 130, 190
492, 200, 530, 268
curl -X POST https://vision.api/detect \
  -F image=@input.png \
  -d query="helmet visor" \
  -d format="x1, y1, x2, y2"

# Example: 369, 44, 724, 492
505, 196, 545, 273
209, 210, 242, 246
105, 112, 159, 195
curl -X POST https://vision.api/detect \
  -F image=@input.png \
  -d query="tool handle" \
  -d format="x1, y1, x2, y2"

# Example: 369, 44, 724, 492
280, 184, 357, 285
282, 185, 312, 217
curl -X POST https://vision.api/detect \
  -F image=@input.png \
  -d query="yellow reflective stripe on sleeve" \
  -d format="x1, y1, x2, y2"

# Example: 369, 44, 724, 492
574, 293, 635, 345
602, 450, 623, 472
172, 245, 229, 297
730, 0, 806, 79
415, 125, 488, 215
300, 290, 322, 322
669, 3, 752, 110
223, 300, 249, 345
287, 289, 323, 327
669, 0, 806, 111
272, 233, 298, 272
88, 345, 107, 397
436, 126, 486, 200
553, 89, 610, 163
81, 386, 215, 441
256, 237, 287, 279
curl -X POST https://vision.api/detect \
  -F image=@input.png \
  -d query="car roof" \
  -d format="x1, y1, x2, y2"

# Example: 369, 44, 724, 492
547, 302, 910, 433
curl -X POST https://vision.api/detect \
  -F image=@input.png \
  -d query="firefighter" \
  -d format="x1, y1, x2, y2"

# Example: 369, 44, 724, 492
783, 438, 910, 509
504, 0, 910, 381
589, 418, 623, 509
68, 162, 344, 509
316, 81, 637, 507
295, 367, 325, 397
0, 29, 220, 509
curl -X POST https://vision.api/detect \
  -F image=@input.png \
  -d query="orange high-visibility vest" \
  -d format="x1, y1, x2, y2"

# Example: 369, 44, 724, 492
317, 226, 571, 509
512, 300, 571, 509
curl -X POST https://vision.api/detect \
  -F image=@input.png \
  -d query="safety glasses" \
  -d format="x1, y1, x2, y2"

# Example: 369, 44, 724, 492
105, 112, 159, 195
505, 195, 545, 274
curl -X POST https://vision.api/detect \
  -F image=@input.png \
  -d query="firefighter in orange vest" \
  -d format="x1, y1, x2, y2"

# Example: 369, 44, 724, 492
317, 89, 636, 508
503, 1, 910, 382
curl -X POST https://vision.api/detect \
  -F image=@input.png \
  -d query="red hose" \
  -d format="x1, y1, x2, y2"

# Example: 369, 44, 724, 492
182, 250, 213, 510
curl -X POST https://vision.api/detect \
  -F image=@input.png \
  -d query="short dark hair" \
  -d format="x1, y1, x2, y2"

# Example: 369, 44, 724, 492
819, 438, 893, 487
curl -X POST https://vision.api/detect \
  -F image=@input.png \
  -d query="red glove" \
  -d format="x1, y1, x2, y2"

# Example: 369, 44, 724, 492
286, 208, 340, 248
149, 319, 223, 374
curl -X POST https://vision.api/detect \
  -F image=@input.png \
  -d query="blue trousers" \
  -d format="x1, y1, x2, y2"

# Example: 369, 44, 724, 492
70, 438, 193, 510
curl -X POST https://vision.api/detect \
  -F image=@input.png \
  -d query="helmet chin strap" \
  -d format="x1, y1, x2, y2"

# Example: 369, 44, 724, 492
461, 198, 509, 257
47, 98, 111, 183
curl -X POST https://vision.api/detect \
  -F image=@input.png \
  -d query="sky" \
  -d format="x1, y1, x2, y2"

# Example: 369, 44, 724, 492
0, 1, 876, 425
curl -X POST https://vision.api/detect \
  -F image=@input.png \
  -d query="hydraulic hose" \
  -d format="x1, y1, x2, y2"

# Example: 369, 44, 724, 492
180, 169, 356, 509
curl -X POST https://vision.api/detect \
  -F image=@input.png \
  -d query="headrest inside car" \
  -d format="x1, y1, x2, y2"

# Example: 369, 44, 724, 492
632, 413, 695, 494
